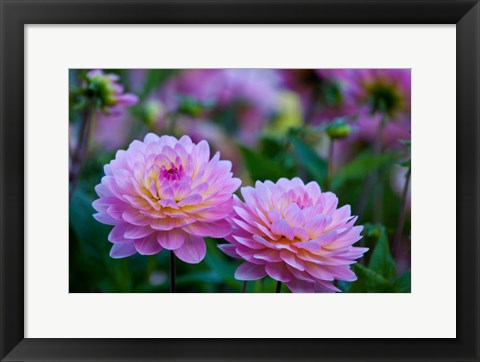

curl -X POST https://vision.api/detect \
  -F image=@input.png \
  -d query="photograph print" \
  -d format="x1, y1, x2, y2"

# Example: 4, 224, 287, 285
69, 68, 411, 293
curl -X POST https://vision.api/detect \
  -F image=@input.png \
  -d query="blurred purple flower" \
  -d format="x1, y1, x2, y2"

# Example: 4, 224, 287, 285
92, 110, 132, 151
345, 69, 411, 119
341, 69, 411, 149
157, 69, 281, 144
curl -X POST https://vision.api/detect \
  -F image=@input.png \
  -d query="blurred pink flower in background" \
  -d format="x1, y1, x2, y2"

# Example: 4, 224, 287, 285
92, 110, 132, 152
344, 69, 411, 144
93, 134, 241, 263
157, 69, 281, 145
219, 178, 367, 292
86, 70, 138, 115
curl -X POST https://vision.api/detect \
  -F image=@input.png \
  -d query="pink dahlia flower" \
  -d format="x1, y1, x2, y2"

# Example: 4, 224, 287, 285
92, 134, 241, 263
219, 178, 367, 292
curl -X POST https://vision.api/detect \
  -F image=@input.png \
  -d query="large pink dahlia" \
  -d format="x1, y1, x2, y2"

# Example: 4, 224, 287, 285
219, 178, 367, 292
92, 134, 241, 263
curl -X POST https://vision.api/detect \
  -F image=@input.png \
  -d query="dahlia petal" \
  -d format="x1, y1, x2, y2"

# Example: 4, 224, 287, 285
321, 192, 338, 214
177, 194, 202, 207
254, 248, 282, 262
234, 205, 258, 225
310, 230, 339, 246
190, 182, 209, 195
280, 250, 305, 271
323, 265, 357, 281
122, 209, 150, 226
315, 280, 341, 292
233, 234, 266, 250
304, 261, 335, 281
235, 246, 265, 265
284, 203, 305, 225
174, 143, 188, 163
157, 229, 185, 250
286, 265, 316, 282
144, 133, 160, 144
267, 210, 282, 223
184, 219, 232, 238
330, 205, 352, 225
110, 242, 137, 258
150, 217, 188, 231
294, 240, 321, 252
305, 216, 328, 236
234, 262, 267, 281
252, 235, 275, 248
95, 183, 112, 198
124, 225, 154, 239
108, 223, 130, 243
122, 194, 153, 211
325, 226, 363, 248
171, 181, 191, 200
218, 244, 241, 258
134, 234, 162, 255
93, 212, 117, 225
92, 197, 117, 213
286, 279, 316, 293
265, 262, 292, 283
305, 181, 321, 200
294, 227, 309, 241
194, 140, 210, 166
159, 199, 180, 209
178, 135, 194, 152
106, 204, 125, 220
255, 222, 281, 241
173, 234, 206, 264
271, 219, 295, 240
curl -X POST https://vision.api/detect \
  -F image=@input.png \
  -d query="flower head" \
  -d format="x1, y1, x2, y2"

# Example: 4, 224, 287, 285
93, 134, 241, 263
346, 69, 411, 118
85, 69, 138, 114
219, 178, 367, 292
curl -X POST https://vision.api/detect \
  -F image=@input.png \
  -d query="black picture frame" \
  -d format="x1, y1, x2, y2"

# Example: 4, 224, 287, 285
1, 0, 479, 361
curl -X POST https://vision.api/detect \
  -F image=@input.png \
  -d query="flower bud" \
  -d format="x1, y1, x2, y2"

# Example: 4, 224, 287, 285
84, 69, 138, 114
325, 118, 352, 139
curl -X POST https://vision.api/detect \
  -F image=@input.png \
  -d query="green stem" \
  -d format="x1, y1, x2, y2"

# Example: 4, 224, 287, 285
327, 138, 335, 190
356, 113, 388, 217
170, 251, 176, 293
275, 281, 282, 293
393, 167, 411, 257
242, 281, 247, 293
69, 106, 96, 200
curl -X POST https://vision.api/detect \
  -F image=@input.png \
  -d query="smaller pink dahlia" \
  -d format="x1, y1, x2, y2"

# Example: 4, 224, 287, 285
219, 178, 367, 292
93, 134, 241, 263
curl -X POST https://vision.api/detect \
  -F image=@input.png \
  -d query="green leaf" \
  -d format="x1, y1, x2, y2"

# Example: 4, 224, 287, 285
368, 226, 397, 281
290, 137, 327, 185
348, 264, 392, 293
393, 271, 411, 293
239, 145, 293, 182
69, 190, 111, 260
141, 69, 176, 98
331, 151, 397, 190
